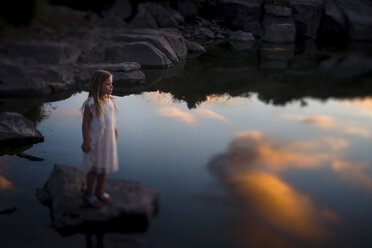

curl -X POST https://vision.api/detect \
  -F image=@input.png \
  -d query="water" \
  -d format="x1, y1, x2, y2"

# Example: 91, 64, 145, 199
1, 41, 372, 248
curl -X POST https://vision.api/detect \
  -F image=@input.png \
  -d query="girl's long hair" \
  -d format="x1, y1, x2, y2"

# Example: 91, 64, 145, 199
89, 70, 112, 116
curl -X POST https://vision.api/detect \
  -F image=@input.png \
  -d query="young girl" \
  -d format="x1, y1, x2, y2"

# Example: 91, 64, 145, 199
81, 70, 118, 207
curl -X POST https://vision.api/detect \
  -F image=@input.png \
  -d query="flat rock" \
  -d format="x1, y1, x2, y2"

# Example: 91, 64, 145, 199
0, 42, 81, 64
0, 112, 44, 147
36, 164, 159, 236
104, 42, 173, 68
0, 63, 52, 96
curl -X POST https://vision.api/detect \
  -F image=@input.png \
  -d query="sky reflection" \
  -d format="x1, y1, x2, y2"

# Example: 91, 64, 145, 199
209, 127, 372, 247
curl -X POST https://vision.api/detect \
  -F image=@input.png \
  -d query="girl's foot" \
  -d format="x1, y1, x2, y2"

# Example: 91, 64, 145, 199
96, 192, 113, 204
84, 195, 103, 208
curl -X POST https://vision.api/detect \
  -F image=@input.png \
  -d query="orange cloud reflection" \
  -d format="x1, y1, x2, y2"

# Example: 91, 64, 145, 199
157, 107, 195, 124
229, 132, 348, 171
208, 131, 343, 247
0, 175, 15, 190
332, 160, 372, 190
228, 171, 339, 239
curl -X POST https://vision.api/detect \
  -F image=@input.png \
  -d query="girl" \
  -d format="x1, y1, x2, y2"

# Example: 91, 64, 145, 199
81, 70, 118, 207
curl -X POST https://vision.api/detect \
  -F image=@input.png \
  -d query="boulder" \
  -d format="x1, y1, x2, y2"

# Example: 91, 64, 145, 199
291, 0, 325, 39
229, 30, 255, 42
262, 23, 296, 42
185, 40, 206, 55
264, 4, 292, 17
319, 0, 347, 40
262, 4, 296, 43
176, 0, 199, 19
113, 34, 179, 63
169, 8, 185, 25
75, 63, 145, 87
228, 30, 256, 50
139, 2, 178, 28
101, 0, 133, 21
336, 0, 372, 40
25, 65, 76, 93
104, 42, 173, 68
216, 1, 262, 35
0, 42, 81, 64
0, 64, 51, 96
36, 164, 159, 235
0, 112, 44, 147
130, 8, 159, 29
132, 29, 188, 59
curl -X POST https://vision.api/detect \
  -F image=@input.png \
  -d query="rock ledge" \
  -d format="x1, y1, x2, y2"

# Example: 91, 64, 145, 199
36, 164, 159, 236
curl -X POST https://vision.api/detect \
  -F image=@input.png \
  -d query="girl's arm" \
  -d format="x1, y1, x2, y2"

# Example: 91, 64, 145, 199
81, 104, 92, 153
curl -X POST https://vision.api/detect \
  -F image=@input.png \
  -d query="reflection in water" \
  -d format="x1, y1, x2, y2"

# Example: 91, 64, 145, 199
0, 175, 14, 190
228, 131, 347, 171
152, 93, 230, 124
281, 114, 371, 138
340, 97, 372, 117
332, 160, 372, 191
0, 157, 15, 190
157, 106, 195, 124
208, 131, 348, 247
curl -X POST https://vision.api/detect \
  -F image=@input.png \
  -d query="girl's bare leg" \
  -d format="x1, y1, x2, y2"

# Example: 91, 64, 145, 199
86, 170, 98, 196
96, 172, 107, 195
96, 172, 113, 204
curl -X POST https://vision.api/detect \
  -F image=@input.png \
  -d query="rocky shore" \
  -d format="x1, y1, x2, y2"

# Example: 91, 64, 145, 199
0, 0, 371, 151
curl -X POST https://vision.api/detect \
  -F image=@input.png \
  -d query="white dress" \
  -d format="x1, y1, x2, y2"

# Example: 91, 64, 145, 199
82, 97, 119, 173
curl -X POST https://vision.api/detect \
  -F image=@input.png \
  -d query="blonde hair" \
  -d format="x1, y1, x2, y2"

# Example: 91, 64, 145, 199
89, 70, 112, 116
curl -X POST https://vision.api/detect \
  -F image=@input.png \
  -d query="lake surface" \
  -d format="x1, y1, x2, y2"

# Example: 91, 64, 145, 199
1, 41, 372, 248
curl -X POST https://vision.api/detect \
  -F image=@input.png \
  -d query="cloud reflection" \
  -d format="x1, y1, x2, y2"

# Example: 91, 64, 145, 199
209, 131, 342, 247
229, 131, 347, 171
332, 160, 372, 190
157, 107, 195, 124
0, 175, 15, 190
281, 114, 371, 138
194, 109, 229, 123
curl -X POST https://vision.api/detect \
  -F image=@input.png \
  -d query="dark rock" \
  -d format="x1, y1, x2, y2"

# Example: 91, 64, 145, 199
229, 30, 255, 42
291, 0, 325, 39
185, 40, 206, 55
0, 206, 17, 215
25, 65, 76, 93
131, 29, 188, 60
0, 112, 44, 147
114, 34, 179, 63
0, 64, 51, 96
98, 16, 129, 29
36, 164, 159, 235
169, 8, 185, 25
262, 23, 296, 42
264, 4, 292, 17
101, 0, 133, 21
130, 8, 159, 29
336, 0, 372, 40
216, 1, 262, 35
176, 0, 199, 19
16, 152, 44, 161
75, 63, 145, 88
104, 42, 173, 68
320, 0, 347, 40
0, 42, 81, 64
139, 2, 178, 28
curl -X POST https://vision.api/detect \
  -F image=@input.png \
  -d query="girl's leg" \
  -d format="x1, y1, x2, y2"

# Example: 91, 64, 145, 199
96, 172, 107, 195
86, 170, 98, 196
96, 172, 112, 204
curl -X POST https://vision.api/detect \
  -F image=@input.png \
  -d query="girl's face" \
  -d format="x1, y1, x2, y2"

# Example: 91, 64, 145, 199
100, 76, 113, 95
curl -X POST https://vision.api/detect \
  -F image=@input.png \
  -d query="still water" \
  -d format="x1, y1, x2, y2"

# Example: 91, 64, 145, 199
1, 42, 372, 248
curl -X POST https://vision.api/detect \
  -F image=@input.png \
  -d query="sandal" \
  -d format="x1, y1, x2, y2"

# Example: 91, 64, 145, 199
96, 192, 113, 204
84, 195, 103, 208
